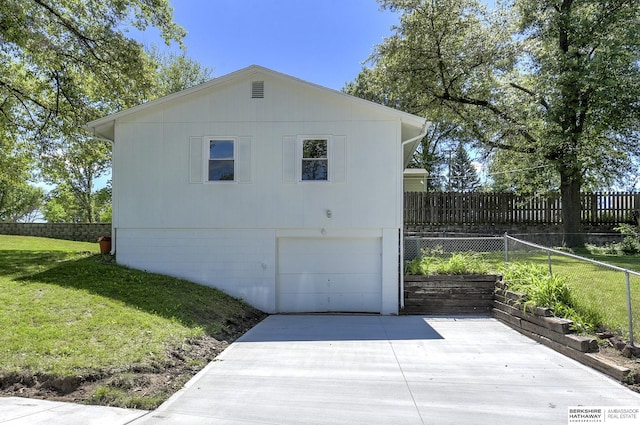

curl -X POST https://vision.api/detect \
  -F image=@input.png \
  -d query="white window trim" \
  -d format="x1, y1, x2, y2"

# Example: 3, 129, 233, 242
205, 136, 237, 183
297, 135, 332, 183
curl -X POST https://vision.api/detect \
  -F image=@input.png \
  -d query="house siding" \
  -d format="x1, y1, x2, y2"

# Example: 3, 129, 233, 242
116, 228, 277, 312
100, 67, 425, 314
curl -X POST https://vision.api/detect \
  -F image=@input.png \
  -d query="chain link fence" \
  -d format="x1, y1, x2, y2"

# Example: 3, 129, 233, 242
404, 233, 640, 344
404, 236, 505, 262
504, 235, 640, 345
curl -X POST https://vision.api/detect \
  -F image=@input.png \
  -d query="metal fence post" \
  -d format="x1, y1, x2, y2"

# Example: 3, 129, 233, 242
504, 232, 509, 265
626, 271, 634, 346
548, 251, 553, 277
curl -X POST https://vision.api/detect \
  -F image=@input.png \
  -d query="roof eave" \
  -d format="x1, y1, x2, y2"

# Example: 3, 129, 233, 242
85, 65, 428, 133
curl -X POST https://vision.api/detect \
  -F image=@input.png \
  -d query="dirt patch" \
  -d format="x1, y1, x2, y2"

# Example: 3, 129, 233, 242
596, 341, 640, 392
0, 311, 267, 409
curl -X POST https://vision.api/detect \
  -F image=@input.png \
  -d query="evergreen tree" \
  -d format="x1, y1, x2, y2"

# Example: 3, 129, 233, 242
448, 144, 480, 192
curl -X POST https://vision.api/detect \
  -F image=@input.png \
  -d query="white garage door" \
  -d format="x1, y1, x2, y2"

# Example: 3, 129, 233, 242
277, 237, 382, 313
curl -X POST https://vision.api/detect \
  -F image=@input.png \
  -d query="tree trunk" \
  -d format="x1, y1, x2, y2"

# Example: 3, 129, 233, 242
559, 167, 584, 247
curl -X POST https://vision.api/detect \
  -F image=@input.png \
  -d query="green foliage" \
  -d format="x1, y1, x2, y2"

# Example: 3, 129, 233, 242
41, 139, 112, 223
88, 383, 166, 410
486, 150, 558, 195
500, 263, 600, 333
0, 182, 44, 222
614, 224, 640, 255
586, 225, 640, 255
449, 143, 480, 192
94, 186, 112, 222
0, 0, 185, 143
0, 0, 207, 226
0, 133, 43, 222
584, 243, 620, 256
405, 252, 490, 275
344, 69, 460, 192
43, 185, 80, 223
354, 0, 640, 245
488, 248, 640, 339
147, 47, 214, 97
36, 48, 211, 223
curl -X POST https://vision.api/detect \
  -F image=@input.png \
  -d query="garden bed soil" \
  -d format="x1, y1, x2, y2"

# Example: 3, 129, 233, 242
0, 311, 267, 408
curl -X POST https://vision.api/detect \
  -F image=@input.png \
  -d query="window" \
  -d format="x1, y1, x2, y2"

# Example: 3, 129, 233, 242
301, 138, 328, 181
208, 138, 235, 181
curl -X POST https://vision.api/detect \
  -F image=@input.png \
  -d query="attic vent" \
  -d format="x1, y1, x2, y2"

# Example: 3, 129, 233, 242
251, 81, 264, 99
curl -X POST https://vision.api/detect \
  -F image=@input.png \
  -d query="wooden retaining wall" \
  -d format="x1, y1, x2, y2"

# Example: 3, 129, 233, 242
493, 281, 631, 381
402, 274, 499, 315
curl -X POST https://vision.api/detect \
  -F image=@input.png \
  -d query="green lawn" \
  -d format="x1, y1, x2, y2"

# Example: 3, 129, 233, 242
496, 248, 640, 340
0, 235, 264, 407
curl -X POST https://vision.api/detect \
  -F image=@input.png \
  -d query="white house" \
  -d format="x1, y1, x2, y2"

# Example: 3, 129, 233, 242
87, 65, 428, 314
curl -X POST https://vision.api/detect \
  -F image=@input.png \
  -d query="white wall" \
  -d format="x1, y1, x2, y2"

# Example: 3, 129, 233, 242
112, 70, 405, 314
116, 228, 277, 312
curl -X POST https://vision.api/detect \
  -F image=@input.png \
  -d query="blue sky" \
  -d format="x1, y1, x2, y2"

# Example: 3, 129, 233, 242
135, 0, 401, 91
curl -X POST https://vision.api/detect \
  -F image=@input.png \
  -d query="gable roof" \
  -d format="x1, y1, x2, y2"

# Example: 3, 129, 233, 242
86, 65, 428, 164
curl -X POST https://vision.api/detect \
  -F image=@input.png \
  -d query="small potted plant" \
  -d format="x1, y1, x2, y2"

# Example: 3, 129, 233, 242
97, 236, 112, 255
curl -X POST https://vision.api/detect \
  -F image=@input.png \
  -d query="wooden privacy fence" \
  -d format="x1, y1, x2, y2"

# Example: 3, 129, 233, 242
404, 192, 640, 225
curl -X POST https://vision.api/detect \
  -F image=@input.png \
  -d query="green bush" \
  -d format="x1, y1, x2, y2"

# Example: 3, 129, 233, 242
405, 252, 490, 275
614, 224, 640, 255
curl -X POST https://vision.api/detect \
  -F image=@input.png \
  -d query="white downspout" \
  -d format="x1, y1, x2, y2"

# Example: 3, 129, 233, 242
399, 121, 429, 310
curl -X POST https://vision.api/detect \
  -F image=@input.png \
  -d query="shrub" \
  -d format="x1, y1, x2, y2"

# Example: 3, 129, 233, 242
500, 263, 599, 333
614, 224, 640, 255
405, 252, 490, 275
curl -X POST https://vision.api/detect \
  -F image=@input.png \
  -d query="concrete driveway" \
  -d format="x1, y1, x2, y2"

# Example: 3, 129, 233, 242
131, 315, 640, 425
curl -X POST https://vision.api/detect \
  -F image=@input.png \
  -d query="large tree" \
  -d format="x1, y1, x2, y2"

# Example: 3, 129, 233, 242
0, 129, 43, 222
40, 51, 213, 223
0, 0, 185, 147
0, 179, 44, 222
41, 137, 111, 223
354, 0, 640, 246
1, 0, 186, 222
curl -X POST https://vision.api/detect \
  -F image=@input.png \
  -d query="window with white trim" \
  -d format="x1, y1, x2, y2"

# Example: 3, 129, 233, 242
208, 138, 235, 181
301, 138, 329, 181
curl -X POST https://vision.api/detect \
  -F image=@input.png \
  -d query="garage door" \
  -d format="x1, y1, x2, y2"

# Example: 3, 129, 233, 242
277, 237, 382, 313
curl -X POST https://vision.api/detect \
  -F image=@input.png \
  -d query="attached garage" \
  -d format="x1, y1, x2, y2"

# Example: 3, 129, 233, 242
277, 237, 382, 313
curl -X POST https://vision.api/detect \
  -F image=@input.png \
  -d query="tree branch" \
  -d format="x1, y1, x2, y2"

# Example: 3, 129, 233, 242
446, 103, 538, 155
509, 82, 550, 110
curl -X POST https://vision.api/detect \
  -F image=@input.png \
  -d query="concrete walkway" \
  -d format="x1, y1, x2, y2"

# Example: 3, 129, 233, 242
0, 396, 147, 424
129, 315, 640, 425
2, 315, 639, 424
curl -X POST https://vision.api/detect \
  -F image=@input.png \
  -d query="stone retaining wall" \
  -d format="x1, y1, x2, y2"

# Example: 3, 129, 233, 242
0, 223, 111, 242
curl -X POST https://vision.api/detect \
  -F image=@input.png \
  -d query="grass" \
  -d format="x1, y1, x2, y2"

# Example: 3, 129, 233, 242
405, 252, 491, 275
0, 235, 263, 407
499, 262, 600, 333
407, 246, 640, 339
495, 248, 640, 339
